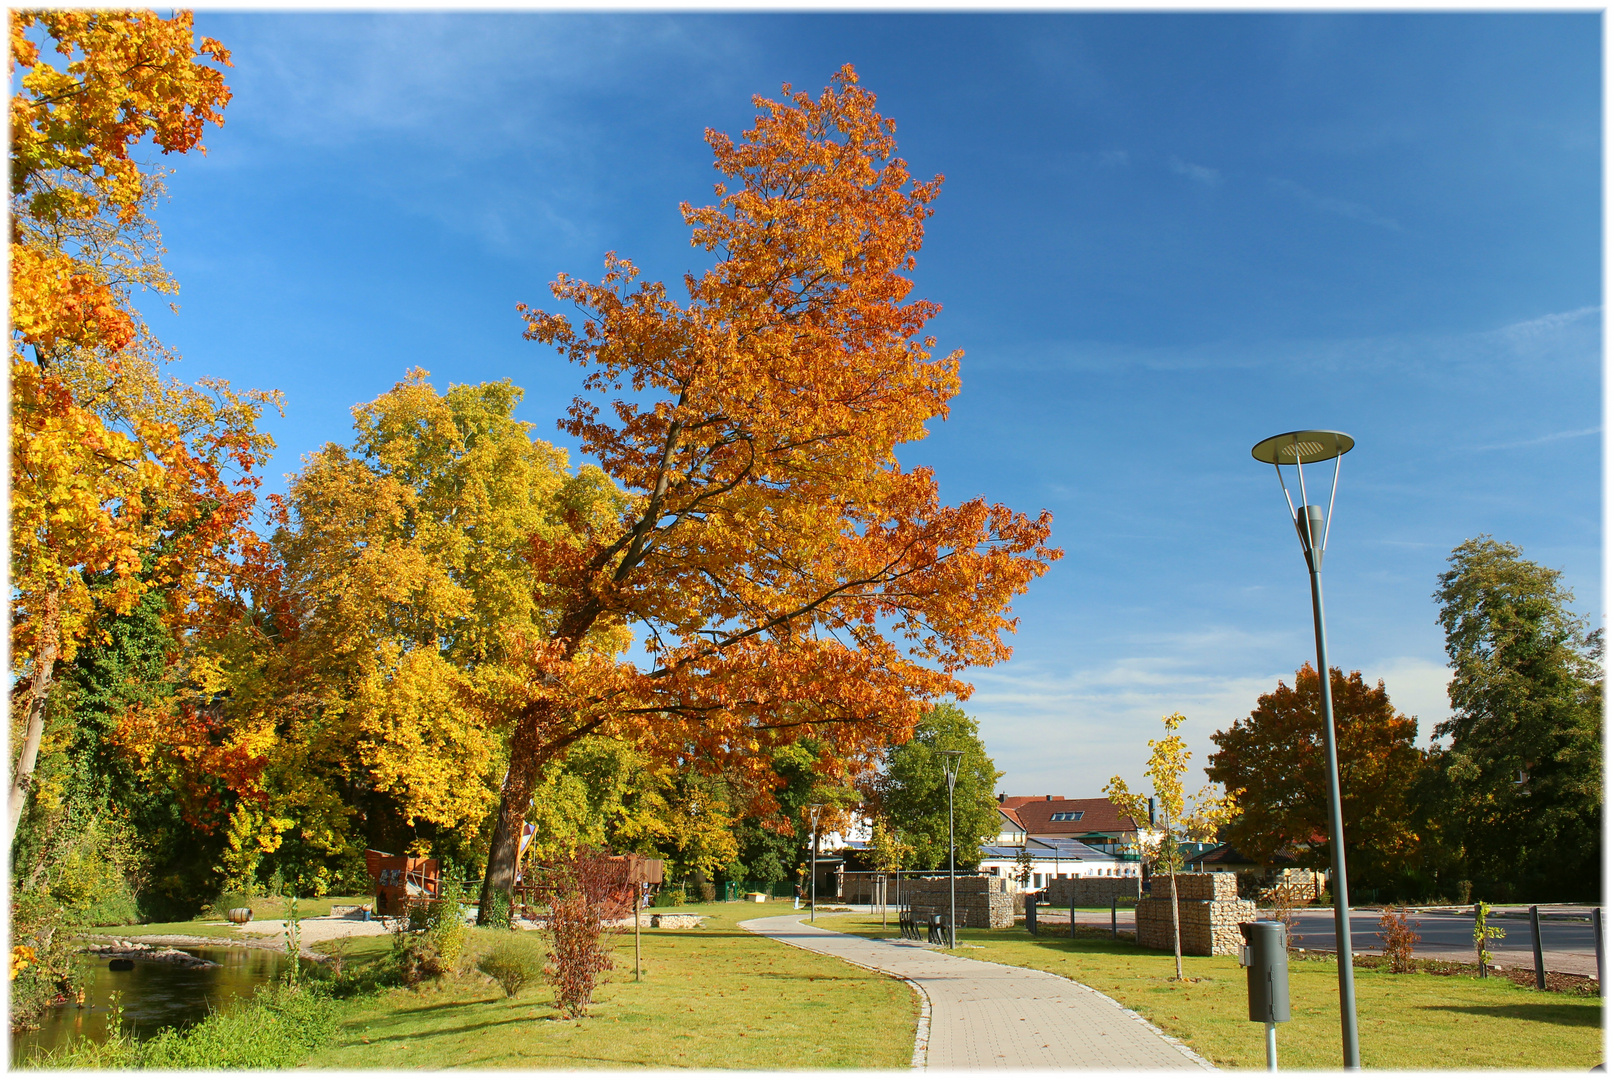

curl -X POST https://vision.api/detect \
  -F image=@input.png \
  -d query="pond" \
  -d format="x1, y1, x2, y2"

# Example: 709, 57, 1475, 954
11, 946, 291, 1064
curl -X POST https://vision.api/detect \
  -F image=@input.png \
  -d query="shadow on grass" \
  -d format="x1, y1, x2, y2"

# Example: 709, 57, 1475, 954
351, 1012, 539, 1044
1417, 1002, 1602, 1027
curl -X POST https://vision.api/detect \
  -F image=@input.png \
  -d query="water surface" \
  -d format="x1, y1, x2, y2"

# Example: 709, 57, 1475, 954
12, 946, 289, 1063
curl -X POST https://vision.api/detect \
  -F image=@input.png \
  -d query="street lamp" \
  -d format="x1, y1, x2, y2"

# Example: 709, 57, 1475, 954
1250, 429, 1360, 1070
808, 804, 825, 924
938, 750, 965, 949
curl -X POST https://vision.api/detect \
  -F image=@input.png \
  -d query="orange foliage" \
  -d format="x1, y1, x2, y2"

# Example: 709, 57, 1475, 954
479, 66, 1059, 905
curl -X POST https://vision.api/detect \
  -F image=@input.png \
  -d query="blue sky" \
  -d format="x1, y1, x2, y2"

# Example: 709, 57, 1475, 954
144, 12, 1602, 799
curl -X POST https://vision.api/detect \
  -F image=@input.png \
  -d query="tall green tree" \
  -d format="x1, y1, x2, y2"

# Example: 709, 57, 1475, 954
1433, 537, 1602, 901
872, 703, 1002, 870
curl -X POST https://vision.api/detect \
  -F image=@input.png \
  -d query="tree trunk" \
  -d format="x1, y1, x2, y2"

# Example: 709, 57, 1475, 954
8, 588, 61, 853
477, 711, 547, 923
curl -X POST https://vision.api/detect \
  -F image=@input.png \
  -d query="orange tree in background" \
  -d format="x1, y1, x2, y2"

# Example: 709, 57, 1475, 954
9, 11, 278, 849
1205, 665, 1428, 897
477, 66, 1059, 915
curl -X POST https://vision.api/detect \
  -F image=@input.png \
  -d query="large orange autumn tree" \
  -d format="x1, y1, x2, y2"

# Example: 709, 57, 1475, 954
9, 11, 277, 848
477, 66, 1059, 913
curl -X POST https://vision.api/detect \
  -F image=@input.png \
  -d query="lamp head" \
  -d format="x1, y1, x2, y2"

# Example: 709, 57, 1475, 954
938, 750, 965, 789
1252, 430, 1355, 570
1250, 430, 1354, 465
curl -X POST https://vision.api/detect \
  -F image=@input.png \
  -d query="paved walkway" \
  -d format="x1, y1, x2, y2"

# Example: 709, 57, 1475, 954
740, 914, 1212, 1071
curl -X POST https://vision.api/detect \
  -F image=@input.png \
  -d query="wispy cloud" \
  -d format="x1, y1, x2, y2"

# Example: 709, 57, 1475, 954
1267, 176, 1402, 231
1170, 156, 1221, 185
216, 13, 748, 257
982, 305, 1601, 376
1474, 426, 1601, 451
964, 647, 1454, 796
1096, 149, 1130, 167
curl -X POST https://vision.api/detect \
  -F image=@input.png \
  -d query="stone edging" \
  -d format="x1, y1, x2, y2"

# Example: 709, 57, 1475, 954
737, 918, 933, 1071
80, 933, 330, 962
80, 942, 220, 969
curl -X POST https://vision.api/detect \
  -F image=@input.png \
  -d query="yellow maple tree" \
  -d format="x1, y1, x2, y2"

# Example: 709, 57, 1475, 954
9, 11, 278, 848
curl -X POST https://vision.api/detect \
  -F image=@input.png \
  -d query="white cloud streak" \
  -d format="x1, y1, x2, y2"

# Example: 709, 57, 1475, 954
1266, 176, 1403, 231
982, 305, 1601, 376
1474, 426, 1602, 451
1170, 156, 1221, 185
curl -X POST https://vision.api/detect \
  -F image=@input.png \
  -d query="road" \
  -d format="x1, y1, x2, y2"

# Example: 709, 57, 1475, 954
1060, 903, 1601, 979
1287, 907, 1601, 978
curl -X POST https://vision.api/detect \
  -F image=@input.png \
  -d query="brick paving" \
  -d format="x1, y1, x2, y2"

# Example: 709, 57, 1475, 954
741, 913, 1213, 1070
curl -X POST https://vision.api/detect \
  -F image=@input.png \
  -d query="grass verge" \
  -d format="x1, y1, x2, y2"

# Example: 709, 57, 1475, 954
818, 913, 1602, 1070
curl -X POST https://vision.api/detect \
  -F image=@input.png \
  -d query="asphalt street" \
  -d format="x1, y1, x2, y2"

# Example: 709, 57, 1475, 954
1059, 904, 1602, 978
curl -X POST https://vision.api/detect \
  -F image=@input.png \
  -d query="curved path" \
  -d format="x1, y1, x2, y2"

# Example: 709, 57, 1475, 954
740, 914, 1212, 1071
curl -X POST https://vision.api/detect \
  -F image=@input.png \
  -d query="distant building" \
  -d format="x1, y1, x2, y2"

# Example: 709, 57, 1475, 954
984, 794, 1149, 892
977, 836, 1139, 892
995, 794, 1146, 855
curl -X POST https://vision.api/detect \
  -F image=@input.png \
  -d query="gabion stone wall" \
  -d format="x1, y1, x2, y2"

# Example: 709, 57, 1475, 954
904, 875, 1016, 929
1045, 876, 1142, 907
1135, 873, 1254, 956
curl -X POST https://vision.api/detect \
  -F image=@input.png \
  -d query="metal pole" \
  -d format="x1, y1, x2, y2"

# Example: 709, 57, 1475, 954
1266, 1021, 1278, 1072
634, 886, 642, 982
948, 778, 957, 949
810, 814, 819, 924
1593, 908, 1604, 995
1530, 905, 1545, 990
1070, 895, 1075, 939
1112, 894, 1118, 939
1305, 533, 1360, 1068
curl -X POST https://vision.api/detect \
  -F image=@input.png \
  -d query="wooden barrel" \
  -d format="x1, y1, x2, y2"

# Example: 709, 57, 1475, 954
226, 907, 253, 924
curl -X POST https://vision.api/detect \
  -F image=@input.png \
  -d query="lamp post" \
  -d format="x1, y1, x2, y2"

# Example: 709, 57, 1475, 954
938, 750, 964, 949
808, 804, 824, 924
1250, 429, 1360, 1070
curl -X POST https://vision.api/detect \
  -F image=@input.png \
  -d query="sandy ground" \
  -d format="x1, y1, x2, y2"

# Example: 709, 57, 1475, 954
221, 914, 394, 944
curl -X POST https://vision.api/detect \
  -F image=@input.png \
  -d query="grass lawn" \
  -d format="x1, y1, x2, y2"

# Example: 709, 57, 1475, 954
818, 914, 1603, 1071
302, 901, 917, 1069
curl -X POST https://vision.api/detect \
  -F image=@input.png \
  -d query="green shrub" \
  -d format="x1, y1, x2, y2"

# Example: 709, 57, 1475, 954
656, 885, 687, 908
387, 880, 470, 988
477, 942, 540, 998
9, 893, 83, 1031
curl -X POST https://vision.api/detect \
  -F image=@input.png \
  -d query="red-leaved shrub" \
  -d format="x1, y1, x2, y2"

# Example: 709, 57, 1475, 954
1378, 907, 1421, 973
542, 847, 634, 1018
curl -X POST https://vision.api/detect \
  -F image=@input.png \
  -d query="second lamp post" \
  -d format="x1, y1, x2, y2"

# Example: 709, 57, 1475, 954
938, 750, 964, 948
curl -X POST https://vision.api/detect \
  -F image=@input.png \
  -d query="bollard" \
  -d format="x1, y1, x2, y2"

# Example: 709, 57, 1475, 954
1070, 897, 1076, 939
1240, 920, 1291, 1072
1025, 892, 1038, 935
1530, 905, 1545, 991
1112, 895, 1118, 939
